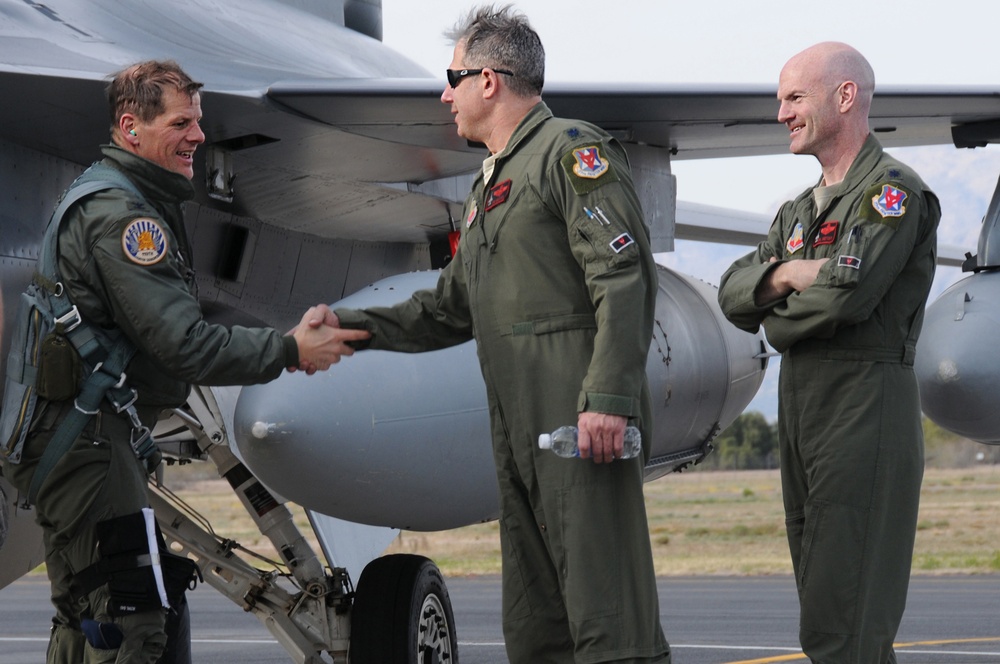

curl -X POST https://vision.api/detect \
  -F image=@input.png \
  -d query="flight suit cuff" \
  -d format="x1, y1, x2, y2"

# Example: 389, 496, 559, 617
578, 391, 637, 417
333, 308, 375, 350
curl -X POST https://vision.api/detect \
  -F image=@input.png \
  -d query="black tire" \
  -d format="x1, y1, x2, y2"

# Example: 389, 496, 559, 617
350, 554, 458, 664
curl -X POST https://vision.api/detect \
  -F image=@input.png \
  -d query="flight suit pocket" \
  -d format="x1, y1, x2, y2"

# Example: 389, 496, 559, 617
826, 224, 870, 289
573, 197, 640, 271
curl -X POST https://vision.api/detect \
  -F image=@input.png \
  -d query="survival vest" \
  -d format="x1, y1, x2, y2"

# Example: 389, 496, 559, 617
0, 163, 160, 504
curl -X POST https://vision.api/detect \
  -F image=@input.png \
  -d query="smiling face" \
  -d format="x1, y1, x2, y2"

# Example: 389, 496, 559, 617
127, 86, 205, 180
776, 62, 841, 159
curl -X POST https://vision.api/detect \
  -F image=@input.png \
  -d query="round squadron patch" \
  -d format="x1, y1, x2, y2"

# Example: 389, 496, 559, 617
122, 217, 168, 266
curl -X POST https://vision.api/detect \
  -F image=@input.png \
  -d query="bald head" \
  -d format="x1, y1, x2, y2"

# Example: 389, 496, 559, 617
776, 42, 875, 181
784, 42, 875, 116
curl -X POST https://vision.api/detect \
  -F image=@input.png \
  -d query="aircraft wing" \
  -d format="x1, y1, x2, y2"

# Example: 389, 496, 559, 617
5, 65, 1000, 246
267, 79, 1000, 160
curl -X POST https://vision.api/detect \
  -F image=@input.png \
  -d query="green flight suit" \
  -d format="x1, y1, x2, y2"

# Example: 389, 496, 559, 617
718, 135, 940, 663
337, 103, 669, 664
5, 145, 297, 663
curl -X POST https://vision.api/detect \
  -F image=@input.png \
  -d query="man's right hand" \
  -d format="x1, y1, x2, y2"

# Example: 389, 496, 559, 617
291, 306, 369, 373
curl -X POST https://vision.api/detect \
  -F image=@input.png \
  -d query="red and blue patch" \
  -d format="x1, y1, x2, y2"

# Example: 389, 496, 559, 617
871, 184, 907, 218
572, 146, 609, 179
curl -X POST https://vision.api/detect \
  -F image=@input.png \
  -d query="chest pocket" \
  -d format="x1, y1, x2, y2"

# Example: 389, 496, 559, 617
481, 180, 531, 250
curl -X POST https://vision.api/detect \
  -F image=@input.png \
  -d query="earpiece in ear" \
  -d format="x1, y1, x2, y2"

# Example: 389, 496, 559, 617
128, 129, 137, 136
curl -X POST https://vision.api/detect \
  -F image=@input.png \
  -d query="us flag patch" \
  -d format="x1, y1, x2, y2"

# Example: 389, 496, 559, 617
838, 255, 861, 269
610, 233, 634, 253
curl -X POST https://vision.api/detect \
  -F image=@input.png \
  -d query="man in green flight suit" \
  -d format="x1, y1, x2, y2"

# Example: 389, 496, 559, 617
2, 60, 368, 663
718, 43, 940, 663
327, 6, 670, 663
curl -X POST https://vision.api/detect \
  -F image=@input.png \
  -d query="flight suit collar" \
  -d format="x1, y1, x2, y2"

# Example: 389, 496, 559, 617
500, 102, 552, 160
831, 134, 884, 195
802, 134, 884, 220
99, 144, 196, 204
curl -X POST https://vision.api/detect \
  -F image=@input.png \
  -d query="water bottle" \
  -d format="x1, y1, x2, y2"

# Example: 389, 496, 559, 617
537, 425, 641, 459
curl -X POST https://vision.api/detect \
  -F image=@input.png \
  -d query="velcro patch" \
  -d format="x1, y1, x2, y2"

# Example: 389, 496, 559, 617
121, 218, 168, 266
485, 179, 512, 211
610, 233, 635, 253
837, 255, 861, 270
813, 220, 839, 247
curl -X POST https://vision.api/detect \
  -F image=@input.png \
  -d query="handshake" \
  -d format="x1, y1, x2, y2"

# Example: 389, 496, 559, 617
289, 304, 369, 374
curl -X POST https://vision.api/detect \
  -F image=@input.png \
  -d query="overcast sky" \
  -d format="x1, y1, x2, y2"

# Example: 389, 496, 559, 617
381, 1, 1000, 418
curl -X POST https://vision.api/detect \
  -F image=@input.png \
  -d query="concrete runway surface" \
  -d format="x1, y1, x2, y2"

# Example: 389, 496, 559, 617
1, 574, 997, 663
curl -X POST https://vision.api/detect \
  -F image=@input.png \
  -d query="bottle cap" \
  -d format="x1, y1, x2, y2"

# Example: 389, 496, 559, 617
538, 433, 552, 449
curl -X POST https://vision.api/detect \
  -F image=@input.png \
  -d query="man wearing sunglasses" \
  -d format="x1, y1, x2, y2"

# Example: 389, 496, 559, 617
334, 4, 670, 663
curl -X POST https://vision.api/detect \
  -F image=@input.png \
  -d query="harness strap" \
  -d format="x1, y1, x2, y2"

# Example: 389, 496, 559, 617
25, 165, 153, 505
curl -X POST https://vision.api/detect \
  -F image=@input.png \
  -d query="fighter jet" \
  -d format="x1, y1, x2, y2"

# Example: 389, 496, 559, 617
1, 1, 998, 662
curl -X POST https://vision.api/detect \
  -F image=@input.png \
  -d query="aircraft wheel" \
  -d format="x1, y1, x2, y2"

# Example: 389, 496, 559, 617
350, 553, 458, 664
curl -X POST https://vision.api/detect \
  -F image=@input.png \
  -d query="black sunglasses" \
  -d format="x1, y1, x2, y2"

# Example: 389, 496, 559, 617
446, 67, 515, 88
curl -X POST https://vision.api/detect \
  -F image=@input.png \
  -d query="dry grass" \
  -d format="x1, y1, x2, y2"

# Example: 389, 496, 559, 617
158, 464, 1000, 578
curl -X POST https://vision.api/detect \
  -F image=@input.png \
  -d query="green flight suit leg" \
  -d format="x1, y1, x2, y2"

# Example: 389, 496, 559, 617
495, 423, 669, 664
42, 526, 87, 663
5, 402, 167, 664
780, 353, 923, 664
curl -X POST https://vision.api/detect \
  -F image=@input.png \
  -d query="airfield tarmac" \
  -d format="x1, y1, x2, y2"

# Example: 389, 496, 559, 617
1, 574, 997, 663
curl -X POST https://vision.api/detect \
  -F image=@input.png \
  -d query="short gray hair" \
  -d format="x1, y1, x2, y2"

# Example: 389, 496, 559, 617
445, 4, 544, 97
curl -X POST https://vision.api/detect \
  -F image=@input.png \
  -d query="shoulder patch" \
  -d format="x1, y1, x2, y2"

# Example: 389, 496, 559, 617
121, 217, 168, 266
571, 146, 609, 179
859, 182, 912, 229
871, 184, 908, 219
560, 144, 620, 195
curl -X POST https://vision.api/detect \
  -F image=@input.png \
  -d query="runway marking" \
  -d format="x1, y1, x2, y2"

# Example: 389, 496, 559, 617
724, 636, 1000, 663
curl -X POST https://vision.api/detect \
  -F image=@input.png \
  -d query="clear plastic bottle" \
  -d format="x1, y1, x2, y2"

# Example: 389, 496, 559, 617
537, 425, 641, 459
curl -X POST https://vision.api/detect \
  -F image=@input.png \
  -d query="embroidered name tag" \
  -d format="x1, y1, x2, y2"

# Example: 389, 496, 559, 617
813, 220, 840, 247
485, 179, 512, 211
